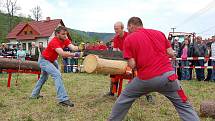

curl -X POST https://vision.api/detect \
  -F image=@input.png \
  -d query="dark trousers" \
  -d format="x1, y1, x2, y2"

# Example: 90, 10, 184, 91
109, 71, 200, 121
194, 60, 205, 81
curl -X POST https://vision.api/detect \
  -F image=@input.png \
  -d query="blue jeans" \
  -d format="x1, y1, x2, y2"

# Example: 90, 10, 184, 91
181, 60, 190, 80
31, 56, 69, 102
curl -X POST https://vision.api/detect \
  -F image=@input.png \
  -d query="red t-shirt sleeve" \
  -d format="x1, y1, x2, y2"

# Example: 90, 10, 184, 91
123, 38, 133, 59
50, 40, 61, 50
65, 39, 72, 47
50, 38, 72, 50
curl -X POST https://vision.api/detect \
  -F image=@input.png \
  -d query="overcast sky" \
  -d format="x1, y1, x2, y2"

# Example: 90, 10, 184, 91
1, 0, 215, 38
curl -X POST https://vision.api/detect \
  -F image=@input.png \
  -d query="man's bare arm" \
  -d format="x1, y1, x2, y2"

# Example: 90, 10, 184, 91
68, 44, 79, 51
167, 47, 176, 58
127, 58, 136, 69
55, 48, 74, 58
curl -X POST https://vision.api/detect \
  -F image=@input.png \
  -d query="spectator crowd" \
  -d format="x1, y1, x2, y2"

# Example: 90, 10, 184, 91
171, 36, 215, 82
0, 42, 44, 61
1, 35, 215, 82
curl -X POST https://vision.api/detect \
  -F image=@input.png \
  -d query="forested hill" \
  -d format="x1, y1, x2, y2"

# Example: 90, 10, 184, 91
0, 12, 114, 44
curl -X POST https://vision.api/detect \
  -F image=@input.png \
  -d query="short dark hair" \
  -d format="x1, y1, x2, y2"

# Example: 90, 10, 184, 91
55, 26, 67, 35
127, 17, 143, 27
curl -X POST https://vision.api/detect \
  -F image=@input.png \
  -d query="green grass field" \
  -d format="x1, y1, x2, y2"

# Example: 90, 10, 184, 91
0, 73, 215, 121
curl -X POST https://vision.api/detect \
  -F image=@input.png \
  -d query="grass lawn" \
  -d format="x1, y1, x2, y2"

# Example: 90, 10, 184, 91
0, 73, 215, 121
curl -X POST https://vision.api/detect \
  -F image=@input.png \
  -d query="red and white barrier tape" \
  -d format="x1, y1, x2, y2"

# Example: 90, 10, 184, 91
175, 66, 214, 69
170, 57, 215, 61
66, 64, 215, 69
0, 56, 16, 58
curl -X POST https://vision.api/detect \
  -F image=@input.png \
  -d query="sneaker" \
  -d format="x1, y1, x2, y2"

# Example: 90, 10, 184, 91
59, 100, 74, 107
29, 95, 43, 99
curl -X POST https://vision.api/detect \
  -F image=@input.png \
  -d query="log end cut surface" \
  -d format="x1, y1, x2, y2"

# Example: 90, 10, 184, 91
83, 54, 98, 73
200, 100, 215, 118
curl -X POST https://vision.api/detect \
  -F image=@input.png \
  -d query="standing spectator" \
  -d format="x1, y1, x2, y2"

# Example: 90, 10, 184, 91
98, 41, 108, 50
211, 37, 215, 81
172, 37, 182, 57
188, 39, 195, 80
0, 44, 2, 73
171, 37, 182, 80
11, 45, 17, 57
1, 43, 10, 56
108, 16, 200, 121
30, 42, 39, 61
191, 36, 207, 81
38, 43, 45, 55
62, 47, 71, 73
30, 26, 79, 107
30, 42, 45, 61
204, 39, 213, 81
107, 39, 113, 51
84, 42, 89, 50
0, 44, 3, 56
180, 38, 191, 80
17, 45, 26, 61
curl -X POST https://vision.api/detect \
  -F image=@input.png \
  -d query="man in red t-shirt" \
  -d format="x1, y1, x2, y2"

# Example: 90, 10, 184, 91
113, 22, 128, 51
30, 26, 80, 107
109, 17, 199, 121
107, 22, 154, 102
106, 21, 128, 96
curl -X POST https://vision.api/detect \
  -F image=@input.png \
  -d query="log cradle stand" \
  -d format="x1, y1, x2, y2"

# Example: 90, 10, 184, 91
0, 57, 41, 88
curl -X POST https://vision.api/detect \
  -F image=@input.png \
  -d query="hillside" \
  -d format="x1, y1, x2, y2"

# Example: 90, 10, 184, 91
0, 12, 31, 43
68, 29, 114, 43
87, 31, 114, 42
0, 12, 114, 44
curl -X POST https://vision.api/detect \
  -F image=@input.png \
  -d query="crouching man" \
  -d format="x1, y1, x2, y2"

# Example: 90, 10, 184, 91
108, 17, 200, 121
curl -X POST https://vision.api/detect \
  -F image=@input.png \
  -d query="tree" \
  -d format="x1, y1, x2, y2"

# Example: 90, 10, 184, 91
31, 5, 42, 21
4, 0, 20, 32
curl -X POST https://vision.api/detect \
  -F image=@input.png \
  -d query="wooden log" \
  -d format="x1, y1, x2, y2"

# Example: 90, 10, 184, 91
83, 54, 127, 75
200, 100, 215, 118
0, 58, 40, 71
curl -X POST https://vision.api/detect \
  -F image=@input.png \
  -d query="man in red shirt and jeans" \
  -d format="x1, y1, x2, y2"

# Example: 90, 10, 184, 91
30, 26, 79, 107
108, 17, 199, 121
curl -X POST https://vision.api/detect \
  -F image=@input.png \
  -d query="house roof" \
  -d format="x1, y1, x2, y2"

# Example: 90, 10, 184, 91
7, 19, 69, 40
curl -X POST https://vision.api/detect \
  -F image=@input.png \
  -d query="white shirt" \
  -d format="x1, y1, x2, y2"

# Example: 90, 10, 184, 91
211, 42, 215, 59
31, 47, 36, 55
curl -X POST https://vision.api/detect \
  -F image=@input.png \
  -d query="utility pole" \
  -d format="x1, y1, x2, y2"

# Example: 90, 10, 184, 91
171, 27, 176, 33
